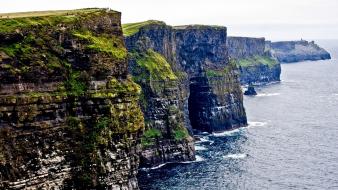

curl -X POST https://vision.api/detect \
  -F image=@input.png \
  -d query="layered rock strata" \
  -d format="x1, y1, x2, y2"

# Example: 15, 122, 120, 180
227, 37, 281, 85
124, 21, 247, 167
0, 9, 144, 189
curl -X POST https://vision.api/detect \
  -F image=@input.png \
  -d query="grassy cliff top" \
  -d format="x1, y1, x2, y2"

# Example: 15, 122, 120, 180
122, 20, 226, 36
0, 8, 111, 18
122, 20, 166, 36
173, 24, 226, 30
0, 8, 116, 33
237, 56, 279, 68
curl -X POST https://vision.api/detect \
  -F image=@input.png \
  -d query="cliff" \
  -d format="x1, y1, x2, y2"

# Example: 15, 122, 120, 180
124, 21, 247, 167
270, 40, 331, 63
0, 9, 144, 189
227, 37, 281, 85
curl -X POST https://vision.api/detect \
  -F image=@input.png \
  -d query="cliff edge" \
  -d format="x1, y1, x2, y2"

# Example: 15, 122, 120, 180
227, 37, 281, 85
0, 9, 144, 189
270, 40, 331, 63
124, 21, 247, 167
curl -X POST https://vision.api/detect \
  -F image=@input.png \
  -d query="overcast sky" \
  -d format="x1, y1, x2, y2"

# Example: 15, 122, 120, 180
1, 0, 338, 40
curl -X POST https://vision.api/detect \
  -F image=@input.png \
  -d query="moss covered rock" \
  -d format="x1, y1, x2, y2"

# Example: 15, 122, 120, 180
0, 9, 144, 190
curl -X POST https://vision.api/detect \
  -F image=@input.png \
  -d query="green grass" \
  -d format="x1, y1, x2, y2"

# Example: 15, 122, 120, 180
237, 55, 278, 68
122, 20, 165, 36
73, 30, 127, 60
0, 33, 68, 78
206, 69, 224, 77
0, 16, 76, 33
64, 71, 88, 96
0, 8, 104, 18
173, 127, 189, 141
91, 76, 141, 99
0, 8, 110, 33
134, 49, 177, 81
107, 76, 141, 94
141, 128, 162, 146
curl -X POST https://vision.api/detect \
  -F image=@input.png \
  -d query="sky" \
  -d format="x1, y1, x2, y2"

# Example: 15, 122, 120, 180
1, 0, 338, 41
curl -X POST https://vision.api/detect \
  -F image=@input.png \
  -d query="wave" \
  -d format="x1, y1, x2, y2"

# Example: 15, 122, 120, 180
248, 121, 268, 128
195, 155, 205, 162
146, 155, 206, 170
201, 132, 210, 135
181, 155, 205, 163
195, 136, 210, 143
256, 93, 280, 97
212, 128, 241, 137
223, 153, 248, 159
195, 136, 214, 145
150, 163, 167, 170
195, 145, 208, 151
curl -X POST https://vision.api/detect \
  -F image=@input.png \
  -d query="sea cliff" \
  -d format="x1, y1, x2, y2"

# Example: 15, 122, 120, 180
124, 21, 247, 167
0, 9, 144, 189
0, 13, 249, 189
270, 40, 331, 63
227, 37, 281, 85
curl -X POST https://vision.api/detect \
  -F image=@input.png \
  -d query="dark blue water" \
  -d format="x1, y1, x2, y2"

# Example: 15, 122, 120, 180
138, 40, 338, 190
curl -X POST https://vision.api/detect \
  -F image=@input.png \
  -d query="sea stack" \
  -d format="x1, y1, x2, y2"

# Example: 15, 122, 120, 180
244, 84, 257, 96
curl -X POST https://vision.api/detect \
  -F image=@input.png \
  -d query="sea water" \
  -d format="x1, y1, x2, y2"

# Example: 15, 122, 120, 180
138, 40, 338, 190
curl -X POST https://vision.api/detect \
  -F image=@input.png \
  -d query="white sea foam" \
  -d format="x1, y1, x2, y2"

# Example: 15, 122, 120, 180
196, 136, 210, 143
195, 155, 205, 162
181, 155, 205, 164
195, 136, 214, 145
223, 153, 248, 159
150, 163, 167, 170
149, 155, 206, 170
212, 128, 241, 137
195, 145, 208, 151
256, 93, 280, 97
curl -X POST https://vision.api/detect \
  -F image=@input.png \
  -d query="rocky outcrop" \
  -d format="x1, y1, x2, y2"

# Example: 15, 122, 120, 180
244, 84, 257, 96
0, 9, 144, 189
270, 40, 331, 63
238, 62, 281, 85
227, 37, 281, 85
124, 22, 247, 167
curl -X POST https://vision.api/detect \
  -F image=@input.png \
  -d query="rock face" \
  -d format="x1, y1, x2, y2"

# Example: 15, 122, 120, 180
244, 84, 257, 96
124, 22, 247, 167
227, 37, 281, 85
227, 37, 266, 59
270, 40, 331, 63
0, 9, 144, 189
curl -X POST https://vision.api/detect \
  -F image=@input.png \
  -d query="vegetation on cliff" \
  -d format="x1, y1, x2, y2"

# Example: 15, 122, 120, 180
73, 30, 127, 61
173, 127, 189, 141
205, 59, 238, 78
122, 20, 166, 36
0, 8, 108, 33
141, 128, 162, 146
0, 32, 68, 82
0, 9, 145, 189
237, 55, 278, 68
0, 8, 127, 84
131, 49, 177, 81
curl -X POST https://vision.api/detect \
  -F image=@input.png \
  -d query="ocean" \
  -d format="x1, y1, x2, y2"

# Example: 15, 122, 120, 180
138, 40, 338, 190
